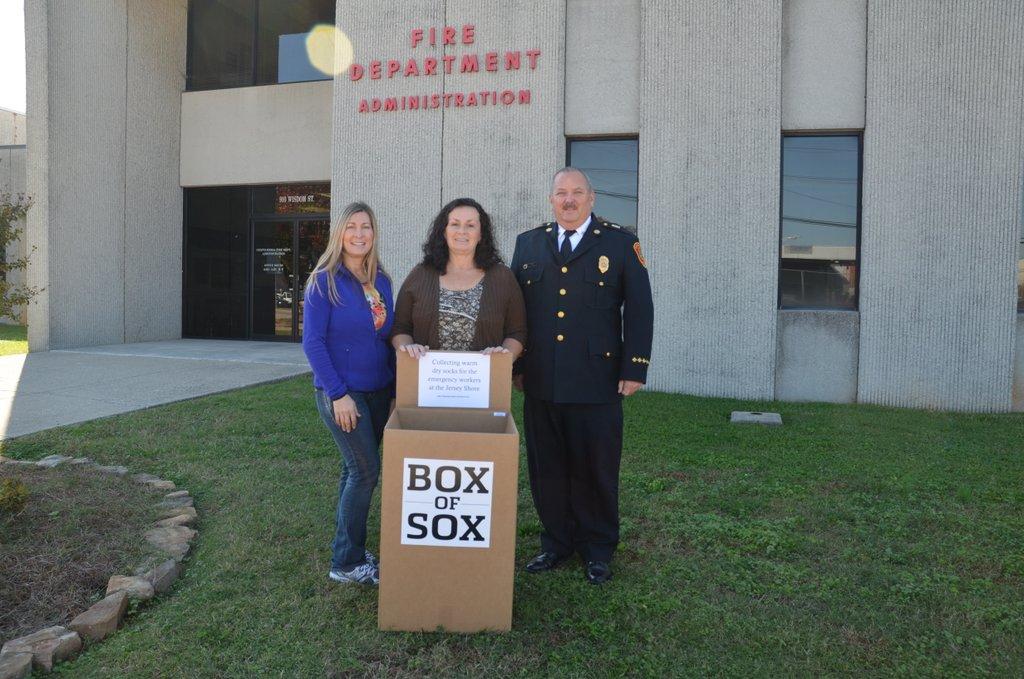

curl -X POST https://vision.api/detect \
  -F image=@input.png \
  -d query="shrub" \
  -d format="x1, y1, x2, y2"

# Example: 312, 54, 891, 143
0, 193, 41, 318
0, 477, 29, 515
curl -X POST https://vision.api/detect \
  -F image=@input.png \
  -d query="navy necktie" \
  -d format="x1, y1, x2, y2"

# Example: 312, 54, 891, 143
560, 230, 575, 262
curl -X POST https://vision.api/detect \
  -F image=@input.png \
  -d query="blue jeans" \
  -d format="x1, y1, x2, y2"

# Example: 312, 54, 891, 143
315, 387, 391, 570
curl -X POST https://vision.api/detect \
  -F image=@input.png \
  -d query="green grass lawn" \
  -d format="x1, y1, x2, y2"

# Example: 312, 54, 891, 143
2, 379, 1022, 677
0, 324, 27, 355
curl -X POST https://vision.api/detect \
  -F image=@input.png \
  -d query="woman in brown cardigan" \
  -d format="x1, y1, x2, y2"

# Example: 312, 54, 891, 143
391, 198, 526, 359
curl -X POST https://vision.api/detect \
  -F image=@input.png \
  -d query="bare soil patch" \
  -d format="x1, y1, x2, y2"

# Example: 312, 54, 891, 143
0, 464, 165, 642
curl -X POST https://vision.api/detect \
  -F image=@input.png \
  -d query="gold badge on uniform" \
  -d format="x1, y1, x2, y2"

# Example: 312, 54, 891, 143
598, 255, 610, 274
633, 242, 646, 268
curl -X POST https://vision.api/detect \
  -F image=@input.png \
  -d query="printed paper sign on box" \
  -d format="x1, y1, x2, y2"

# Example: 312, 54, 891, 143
417, 352, 491, 408
401, 457, 494, 548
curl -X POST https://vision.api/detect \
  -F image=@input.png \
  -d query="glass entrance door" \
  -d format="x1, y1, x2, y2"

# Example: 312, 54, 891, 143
251, 218, 329, 341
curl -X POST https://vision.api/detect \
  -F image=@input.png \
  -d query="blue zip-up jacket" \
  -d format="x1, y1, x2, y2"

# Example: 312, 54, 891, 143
302, 267, 395, 401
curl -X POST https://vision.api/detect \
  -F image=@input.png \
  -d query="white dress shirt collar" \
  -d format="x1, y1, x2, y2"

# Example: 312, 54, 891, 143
557, 215, 592, 249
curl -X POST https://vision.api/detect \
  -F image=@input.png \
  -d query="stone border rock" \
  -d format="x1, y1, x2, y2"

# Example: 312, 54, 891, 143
0, 455, 198, 677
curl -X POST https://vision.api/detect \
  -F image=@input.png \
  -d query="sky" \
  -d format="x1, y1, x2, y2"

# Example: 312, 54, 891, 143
0, 1, 26, 113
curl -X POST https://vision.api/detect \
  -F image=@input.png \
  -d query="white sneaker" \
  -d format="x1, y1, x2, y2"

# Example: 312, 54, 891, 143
328, 562, 379, 585
364, 550, 379, 568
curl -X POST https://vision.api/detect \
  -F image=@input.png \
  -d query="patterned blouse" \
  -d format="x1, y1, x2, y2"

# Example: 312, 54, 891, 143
437, 280, 483, 350
363, 283, 387, 331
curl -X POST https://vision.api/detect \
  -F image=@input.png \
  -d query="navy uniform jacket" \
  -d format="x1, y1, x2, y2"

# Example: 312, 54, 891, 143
510, 215, 654, 404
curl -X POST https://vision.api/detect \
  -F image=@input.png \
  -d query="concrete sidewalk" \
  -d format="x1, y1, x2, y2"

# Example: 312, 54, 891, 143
0, 339, 311, 440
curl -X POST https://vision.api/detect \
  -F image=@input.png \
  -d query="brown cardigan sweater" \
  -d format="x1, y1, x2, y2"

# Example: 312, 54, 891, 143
391, 263, 527, 350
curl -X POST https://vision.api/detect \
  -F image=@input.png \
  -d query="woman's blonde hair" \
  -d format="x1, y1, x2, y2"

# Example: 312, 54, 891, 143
306, 201, 383, 306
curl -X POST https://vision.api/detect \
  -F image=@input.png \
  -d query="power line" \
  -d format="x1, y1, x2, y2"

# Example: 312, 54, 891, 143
784, 188, 856, 208
783, 174, 857, 183
782, 216, 857, 228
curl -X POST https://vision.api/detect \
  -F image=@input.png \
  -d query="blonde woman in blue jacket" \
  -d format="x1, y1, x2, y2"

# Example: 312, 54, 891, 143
303, 201, 394, 586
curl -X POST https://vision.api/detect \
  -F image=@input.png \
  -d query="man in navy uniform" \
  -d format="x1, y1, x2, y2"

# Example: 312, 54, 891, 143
511, 167, 653, 584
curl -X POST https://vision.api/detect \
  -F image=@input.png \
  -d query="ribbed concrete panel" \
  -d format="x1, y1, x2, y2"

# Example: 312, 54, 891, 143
639, 0, 781, 399
333, 0, 444, 283
1014, 315, 1024, 411
781, 0, 866, 130
775, 310, 859, 403
25, 0, 50, 350
565, 0, 639, 135
49, 0, 128, 349
859, 1, 1024, 411
181, 82, 332, 187
441, 1, 564, 260
124, 0, 186, 343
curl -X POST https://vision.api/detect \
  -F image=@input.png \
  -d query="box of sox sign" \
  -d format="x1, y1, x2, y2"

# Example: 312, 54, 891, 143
401, 457, 494, 548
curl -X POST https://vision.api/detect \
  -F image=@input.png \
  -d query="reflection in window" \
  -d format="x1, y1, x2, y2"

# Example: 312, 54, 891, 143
779, 135, 860, 309
567, 138, 639, 232
187, 0, 335, 91
187, 0, 255, 91
255, 0, 335, 85
1018, 239, 1024, 313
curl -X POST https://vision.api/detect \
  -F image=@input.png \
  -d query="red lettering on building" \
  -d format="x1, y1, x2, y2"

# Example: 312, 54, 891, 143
348, 24, 540, 114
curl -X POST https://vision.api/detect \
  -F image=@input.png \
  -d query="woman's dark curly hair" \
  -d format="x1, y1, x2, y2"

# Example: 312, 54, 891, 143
421, 197, 504, 272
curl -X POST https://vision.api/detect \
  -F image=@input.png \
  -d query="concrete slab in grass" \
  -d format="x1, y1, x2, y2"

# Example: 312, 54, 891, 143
731, 411, 783, 426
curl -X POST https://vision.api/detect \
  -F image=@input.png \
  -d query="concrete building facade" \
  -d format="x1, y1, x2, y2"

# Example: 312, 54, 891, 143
24, 0, 1024, 412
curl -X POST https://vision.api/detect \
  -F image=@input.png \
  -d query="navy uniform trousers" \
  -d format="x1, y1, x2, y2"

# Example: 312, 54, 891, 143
523, 396, 623, 562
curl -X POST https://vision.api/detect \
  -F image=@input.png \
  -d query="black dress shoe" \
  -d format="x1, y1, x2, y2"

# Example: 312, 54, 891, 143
525, 551, 568, 573
584, 560, 612, 584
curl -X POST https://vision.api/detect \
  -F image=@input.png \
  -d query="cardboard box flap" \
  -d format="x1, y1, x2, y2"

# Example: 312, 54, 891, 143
395, 350, 513, 411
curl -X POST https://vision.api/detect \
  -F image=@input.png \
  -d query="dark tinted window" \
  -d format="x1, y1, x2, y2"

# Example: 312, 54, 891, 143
183, 187, 249, 337
187, 0, 335, 91
255, 0, 334, 85
779, 135, 860, 309
567, 138, 639, 231
187, 0, 255, 91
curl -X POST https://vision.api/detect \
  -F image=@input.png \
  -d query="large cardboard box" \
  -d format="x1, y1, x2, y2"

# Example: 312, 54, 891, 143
378, 351, 519, 632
